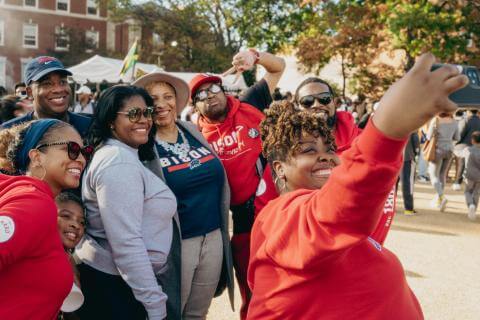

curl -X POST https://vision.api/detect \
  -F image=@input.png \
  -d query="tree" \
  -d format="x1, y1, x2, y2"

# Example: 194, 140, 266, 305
296, 0, 387, 98
103, 0, 241, 72
295, 0, 480, 99
381, 0, 480, 70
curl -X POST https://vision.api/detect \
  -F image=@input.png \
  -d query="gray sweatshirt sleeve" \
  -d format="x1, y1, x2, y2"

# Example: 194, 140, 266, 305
94, 162, 167, 320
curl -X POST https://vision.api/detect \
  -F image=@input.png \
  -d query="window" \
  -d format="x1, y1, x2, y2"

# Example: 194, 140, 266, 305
23, 23, 38, 48
24, 0, 37, 7
85, 30, 99, 52
55, 26, 69, 51
0, 19, 4, 46
57, 0, 69, 11
21, 58, 32, 82
0, 57, 6, 88
87, 0, 98, 15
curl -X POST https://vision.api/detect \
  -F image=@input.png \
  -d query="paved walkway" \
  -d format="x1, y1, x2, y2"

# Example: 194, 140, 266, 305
208, 180, 480, 320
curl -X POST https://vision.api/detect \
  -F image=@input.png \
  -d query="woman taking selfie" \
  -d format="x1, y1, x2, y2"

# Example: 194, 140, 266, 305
76, 85, 176, 320
247, 54, 468, 319
134, 73, 233, 320
0, 119, 91, 320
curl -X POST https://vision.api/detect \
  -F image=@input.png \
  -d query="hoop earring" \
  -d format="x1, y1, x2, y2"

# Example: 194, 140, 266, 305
34, 164, 47, 181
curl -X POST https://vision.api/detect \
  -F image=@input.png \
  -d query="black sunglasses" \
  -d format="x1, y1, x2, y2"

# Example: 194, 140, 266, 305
299, 93, 333, 108
37, 141, 94, 161
117, 106, 154, 123
195, 84, 222, 102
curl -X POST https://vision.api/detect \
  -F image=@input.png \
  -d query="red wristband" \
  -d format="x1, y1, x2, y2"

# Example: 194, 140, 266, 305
248, 48, 260, 64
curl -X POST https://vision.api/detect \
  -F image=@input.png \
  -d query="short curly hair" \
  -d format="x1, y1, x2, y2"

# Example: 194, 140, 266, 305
261, 100, 336, 168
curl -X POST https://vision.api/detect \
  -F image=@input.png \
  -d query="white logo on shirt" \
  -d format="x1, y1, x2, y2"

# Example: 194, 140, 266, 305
0, 216, 15, 243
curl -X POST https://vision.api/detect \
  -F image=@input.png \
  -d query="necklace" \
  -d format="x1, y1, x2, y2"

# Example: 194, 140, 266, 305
156, 125, 191, 160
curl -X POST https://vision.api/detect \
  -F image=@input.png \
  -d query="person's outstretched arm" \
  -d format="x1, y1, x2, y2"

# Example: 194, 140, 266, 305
258, 53, 469, 270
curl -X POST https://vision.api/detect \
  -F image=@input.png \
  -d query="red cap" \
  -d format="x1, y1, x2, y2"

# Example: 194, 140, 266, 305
189, 74, 222, 99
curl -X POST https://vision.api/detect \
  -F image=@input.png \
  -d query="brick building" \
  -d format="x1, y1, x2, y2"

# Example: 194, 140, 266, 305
0, 0, 135, 90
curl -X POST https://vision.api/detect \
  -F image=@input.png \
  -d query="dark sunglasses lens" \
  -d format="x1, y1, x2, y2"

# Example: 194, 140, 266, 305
300, 96, 315, 108
67, 142, 81, 160
128, 108, 141, 122
144, 107, 154, 119
319, 96, 332, 105
82, 145, 94, 161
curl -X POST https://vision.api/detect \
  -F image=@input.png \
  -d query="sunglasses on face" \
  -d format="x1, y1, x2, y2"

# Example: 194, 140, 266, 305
195, 84, 222, 102
298, 93, 333, 109
117, 106, 154, 123
36, 141, 94, 161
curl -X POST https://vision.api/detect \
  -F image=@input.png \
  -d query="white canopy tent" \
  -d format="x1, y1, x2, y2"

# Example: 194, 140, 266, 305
67, 55, 248, 91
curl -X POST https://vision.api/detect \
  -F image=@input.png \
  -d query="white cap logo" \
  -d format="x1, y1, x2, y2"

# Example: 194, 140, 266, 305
0, 216, 15, 243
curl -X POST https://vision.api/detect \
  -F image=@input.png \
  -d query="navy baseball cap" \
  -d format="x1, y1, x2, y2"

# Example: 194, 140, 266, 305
24, 56, 72, 85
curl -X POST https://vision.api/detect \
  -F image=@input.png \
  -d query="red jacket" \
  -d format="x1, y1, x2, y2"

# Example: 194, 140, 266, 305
254, 111, 362, 214
0, 174, 73, 320
247, 121, 423, 320
198, 96, 264, 205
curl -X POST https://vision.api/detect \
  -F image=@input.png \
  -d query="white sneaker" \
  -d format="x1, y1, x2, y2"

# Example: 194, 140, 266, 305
452, 183, 461, 191
468, 204, 477, 221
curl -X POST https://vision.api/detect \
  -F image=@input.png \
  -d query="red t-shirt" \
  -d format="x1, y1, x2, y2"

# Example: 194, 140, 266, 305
0, 175, 73, 320
198, 96, 265, 205
247, 121, 423, 320
254, 111, 362, 215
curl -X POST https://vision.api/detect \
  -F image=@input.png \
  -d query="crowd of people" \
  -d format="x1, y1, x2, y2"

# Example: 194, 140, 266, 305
0, 49, 473, 320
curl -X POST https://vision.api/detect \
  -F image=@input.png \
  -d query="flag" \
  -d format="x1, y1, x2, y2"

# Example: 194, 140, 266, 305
135, 67, 147, 79
120, 39, 138, 76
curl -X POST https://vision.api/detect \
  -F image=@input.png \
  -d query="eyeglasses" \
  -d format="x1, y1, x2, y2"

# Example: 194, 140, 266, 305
195, 84, 222, 102
117, 106, 154, 123
36, 141, 94, 161
298, 93, 333, 109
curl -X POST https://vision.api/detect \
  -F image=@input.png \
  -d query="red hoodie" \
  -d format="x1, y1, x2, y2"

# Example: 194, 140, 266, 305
0, 174, 73, 320
254, 111, 362, 214
198, 96, 265, 205
247, 121, 423, 320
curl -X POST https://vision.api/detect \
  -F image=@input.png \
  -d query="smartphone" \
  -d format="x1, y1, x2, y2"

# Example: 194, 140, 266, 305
431, 64, 480, 108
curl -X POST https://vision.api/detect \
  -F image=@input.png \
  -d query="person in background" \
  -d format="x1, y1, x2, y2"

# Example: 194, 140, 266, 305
134, 72, 233, 320
56, 191, 86, 319
247, 54, 467, 320
189, 49, 285, 320
462, 131, 480, 221
427, 112, 459, 211
76, 85, 176, 320
73, 86, 94, 115
452, 109, 480, 191
0, 119, 91, 320
401, 132, 420, 215
255, 77, 362, 215
15, 82, 27, 99
0, 95, 25, 124
0, 86, 7, 98
1, 56, 91, 138
272, 87, 283, 101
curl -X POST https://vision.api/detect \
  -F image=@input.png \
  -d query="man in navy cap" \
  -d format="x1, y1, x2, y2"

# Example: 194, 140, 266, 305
1, 56, 91, 137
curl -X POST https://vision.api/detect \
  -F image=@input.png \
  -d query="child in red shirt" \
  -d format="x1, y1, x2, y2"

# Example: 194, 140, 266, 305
247, 55, 468, 319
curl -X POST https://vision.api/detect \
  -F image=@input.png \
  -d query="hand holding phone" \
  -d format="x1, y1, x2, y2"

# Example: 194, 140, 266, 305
431, 64, 480, 108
